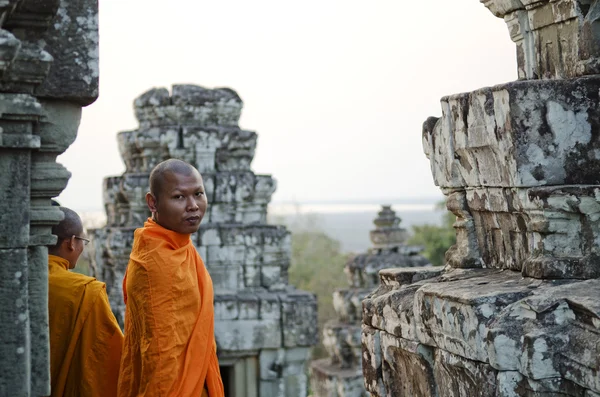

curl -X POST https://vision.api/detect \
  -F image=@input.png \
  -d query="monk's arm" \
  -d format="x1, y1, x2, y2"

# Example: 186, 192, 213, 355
126, 261, 176, 394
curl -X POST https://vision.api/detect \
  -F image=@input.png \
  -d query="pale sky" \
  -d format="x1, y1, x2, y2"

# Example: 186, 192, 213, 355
57, 0, 517, 211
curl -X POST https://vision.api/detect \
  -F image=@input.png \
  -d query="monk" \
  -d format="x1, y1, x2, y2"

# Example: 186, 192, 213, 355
47, 207, 123, 397
118, 159, 224, 397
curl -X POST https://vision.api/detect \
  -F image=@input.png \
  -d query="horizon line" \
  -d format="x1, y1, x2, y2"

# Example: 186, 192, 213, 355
72, 196, 445, 213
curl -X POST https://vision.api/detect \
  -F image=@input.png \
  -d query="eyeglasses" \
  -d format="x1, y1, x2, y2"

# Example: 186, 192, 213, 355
56, 235, 90, 246
74, 236, 90, 246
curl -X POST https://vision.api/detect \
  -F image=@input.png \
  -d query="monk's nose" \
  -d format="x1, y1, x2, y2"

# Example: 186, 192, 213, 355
187, 197, 199, 211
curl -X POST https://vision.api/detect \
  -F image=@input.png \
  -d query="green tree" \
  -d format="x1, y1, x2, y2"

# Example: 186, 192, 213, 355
273, 212, 349, 359
407, 201, 456, 266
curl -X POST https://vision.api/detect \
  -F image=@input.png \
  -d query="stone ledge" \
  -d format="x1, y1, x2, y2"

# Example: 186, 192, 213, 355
363, 267, 600, 395
378, 266, 444, 288
363, 325, 598, 396
425, 76, 600, 189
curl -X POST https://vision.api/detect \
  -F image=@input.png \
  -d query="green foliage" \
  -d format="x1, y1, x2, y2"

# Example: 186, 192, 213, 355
407, 201, 456, 266
273, 213, 349, 359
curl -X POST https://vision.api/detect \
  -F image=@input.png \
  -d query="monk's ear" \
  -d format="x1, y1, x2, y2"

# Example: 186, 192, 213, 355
146, 192, 158, 212
66, 236, 76, 252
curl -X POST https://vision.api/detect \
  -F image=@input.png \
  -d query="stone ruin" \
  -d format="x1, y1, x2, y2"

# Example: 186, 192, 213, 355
310, 206, 430, 397
0, 0, 98, 395
91, 84, 318, 397
362, 1, 600, 396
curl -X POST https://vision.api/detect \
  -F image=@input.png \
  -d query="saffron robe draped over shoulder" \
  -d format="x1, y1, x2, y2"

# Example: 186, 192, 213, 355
118, 218, 224, 397
48, 255, 123, 397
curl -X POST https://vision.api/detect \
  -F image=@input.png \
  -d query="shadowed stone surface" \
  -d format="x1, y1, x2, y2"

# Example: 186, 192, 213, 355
91, 85, 317, 397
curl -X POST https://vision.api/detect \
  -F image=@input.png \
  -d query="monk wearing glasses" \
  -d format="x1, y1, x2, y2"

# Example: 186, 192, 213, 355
47, 206, 123, 396
118, 159, 224, 397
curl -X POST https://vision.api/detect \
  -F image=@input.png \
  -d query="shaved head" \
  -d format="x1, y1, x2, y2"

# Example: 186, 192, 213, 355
149, 159, 201, 200
146, 159, 207, 233
49, 207, 83, 253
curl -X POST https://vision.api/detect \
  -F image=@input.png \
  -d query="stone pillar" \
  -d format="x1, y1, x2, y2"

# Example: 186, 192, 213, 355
0, 1, 98, 396
309, 206, 430, 397
91, 85, 318, 397
362, 1, 600, 396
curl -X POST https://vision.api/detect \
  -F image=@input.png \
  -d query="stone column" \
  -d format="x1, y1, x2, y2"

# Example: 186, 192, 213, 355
0, 0, 98, 396
91, 85, 318, 397
362, 1, 600, 396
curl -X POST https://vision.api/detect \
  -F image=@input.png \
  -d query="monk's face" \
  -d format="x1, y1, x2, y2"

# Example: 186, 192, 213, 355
146, 170, 208, 234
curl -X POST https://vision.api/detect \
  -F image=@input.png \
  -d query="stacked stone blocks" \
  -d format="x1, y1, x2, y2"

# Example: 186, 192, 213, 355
362, 1, 600, 396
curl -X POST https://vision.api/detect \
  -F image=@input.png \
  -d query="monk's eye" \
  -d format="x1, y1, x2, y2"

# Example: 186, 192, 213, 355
173, 195, 184, 200
195, 191, 204, 197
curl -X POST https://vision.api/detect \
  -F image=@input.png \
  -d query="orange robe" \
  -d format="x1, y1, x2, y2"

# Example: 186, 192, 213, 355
118, 218, 224, 397
48, 254, 123, 397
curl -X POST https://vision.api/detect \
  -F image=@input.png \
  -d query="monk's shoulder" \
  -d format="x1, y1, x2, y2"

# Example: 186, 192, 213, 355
85, 278, 108, 295
48, 269, 97, 292
130, 232, 172, 271
48, 272, 105, 315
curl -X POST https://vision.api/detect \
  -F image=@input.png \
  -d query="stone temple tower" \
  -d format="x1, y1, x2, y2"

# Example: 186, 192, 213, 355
309, 206, 430, 397
91, 85, 318, 397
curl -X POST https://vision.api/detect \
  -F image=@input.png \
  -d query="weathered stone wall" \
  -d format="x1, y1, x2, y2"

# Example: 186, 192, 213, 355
482, 0, 600, 79
0, 1, 98, 396
309, 206, 430, 397
362, 1, 600, 396
91, 85, 317, 397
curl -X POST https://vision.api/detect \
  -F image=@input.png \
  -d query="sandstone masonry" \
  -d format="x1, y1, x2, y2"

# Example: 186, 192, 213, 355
0, 1, 98, 395
362, 1, 600, 396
